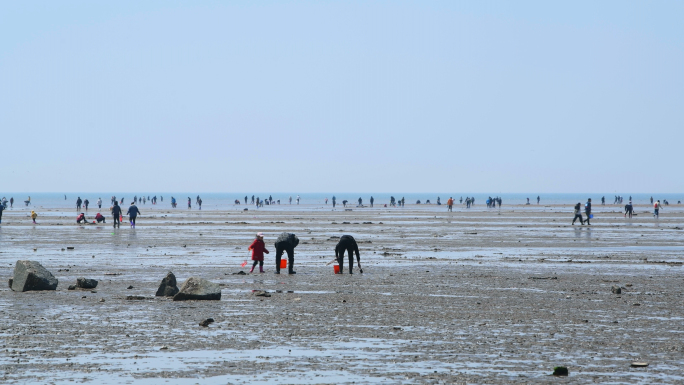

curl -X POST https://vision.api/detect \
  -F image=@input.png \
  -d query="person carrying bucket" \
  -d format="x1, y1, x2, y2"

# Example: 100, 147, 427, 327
248, 232, 269, 273
335, 235, 362, 274
585, 198, 592, 225
274, 232, 299, 275
111, 201, 122, 228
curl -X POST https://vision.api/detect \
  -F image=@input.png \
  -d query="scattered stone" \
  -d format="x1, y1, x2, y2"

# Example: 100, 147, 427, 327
90, 290, 97, 293
99, 298, 105, 303
173, 277, 221, 301
553, 366, 569, 376
199, 318, 215, 327
68, 285, 76, 290
633, 303, 641, 306
160, 346, 169, 350
66, 247, 75, 250
529, 276, 557, 280
611, 285, 622, 294
10, 260, 58, 292
253, 290, 271, 297
126, 295, 146, 300
127, 285, 134, 289
631, 362, 649, 368
77, 278, 99, 289
155, 272, 180, 297
232, 271, 246, 275
8, 278, 13, 288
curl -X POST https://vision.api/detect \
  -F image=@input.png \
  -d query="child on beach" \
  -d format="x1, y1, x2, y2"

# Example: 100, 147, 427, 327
248, 232, 269, 273
31, 211, 37, 224
572, 203, 584, 225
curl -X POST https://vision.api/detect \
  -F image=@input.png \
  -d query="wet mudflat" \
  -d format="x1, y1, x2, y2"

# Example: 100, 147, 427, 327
1, 204, 683, 384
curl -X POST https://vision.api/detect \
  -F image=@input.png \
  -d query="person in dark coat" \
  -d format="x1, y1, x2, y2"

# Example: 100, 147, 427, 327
335, 235, 362, 274
274, 232, 299, 274
76, 197, 82, 211
126, 202, 140, 228
111, 201, 122, 228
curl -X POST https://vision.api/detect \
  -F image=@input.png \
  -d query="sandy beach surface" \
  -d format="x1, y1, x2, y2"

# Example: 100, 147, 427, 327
1, 203, 683, 384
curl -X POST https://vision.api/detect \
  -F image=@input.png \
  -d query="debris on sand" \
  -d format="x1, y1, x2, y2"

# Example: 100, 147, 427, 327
77, 278, 98, 289
10, 260, 58, 292
232, 271, 246, 275
173, 277, 221, 301
126, 295, 147, 300
553, 366, 569, 376
611, 285, 622, 294
155, 272, 179, 297
199, 318, 215, 327
253, 290, 271, 297
631, 362, 649, 368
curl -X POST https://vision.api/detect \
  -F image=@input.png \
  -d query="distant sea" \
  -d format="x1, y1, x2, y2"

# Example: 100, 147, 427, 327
2, 193, 681, 210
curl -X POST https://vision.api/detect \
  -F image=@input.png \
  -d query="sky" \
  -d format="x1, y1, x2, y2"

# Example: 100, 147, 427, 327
1, 1, 682, 193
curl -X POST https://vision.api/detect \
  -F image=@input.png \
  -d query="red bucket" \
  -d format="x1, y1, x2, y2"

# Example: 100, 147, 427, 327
280, 259, 287, 269
333, 265, 340, 274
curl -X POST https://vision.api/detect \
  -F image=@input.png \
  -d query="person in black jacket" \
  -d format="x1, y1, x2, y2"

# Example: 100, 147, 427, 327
111, 201, 122, 228
76, 197, 82, 211
127, 203, 141, 228
335, 235, 362, 274
274, 233, 299, 274
585, 198, 592, 226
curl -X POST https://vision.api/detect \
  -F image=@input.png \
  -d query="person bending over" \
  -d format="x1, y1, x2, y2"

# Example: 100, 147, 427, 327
335, 235, 362, 274
274, 232, 299, 274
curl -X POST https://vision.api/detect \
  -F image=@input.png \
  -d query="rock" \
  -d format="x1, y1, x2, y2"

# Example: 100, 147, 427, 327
631, 362, 649, 368
160, 345, 169, 350
99, 298, 105, 302
8, 278, 12, 288
233, 271, 246, 275
611, 285, 622, 294
173, 277, 221, 301
127, 285, 134, 289
553, 366, 569, 376
126, 295, 146, 300
10, 260, 58, 292
199, 318, 215, 327
68, 285, 76, 290
253, 290, 271, 297
155, 272, 179, 297
77, 278, 98, 289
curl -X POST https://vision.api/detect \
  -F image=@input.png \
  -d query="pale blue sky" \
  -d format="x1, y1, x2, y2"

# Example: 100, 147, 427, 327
1, 1, 682, 193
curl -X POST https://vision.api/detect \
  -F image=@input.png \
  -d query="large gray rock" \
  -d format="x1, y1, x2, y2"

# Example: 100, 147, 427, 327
173, 277, 221, 301
155, 272, 179, 297
11, 260, 58, 292
77, 278, 98, 289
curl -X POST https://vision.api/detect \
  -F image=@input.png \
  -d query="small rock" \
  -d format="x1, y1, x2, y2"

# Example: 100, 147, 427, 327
77, 278, 98, 289
126, 295, 146, 300
199, 318, 215, 327
68, 285, 76, 290
553, 366, 569, 376
254, 290, 271, 297
90, 290, 97, 293
8, 278, 13, 288
127, 285, 134, 289
156, 272, 179, 297
633, 303, 641, 306
99, 298, 105, 302
233, 271, 247, 275
611, 285, 622, 294
160, 346, 169, 350
66, 247, 75, 250
631, 362, 649, 368
173, 277, 221, 301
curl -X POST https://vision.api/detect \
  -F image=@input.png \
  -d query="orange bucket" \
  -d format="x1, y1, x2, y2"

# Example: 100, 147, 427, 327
280, 259, 287, 269
333, 265, 340, 274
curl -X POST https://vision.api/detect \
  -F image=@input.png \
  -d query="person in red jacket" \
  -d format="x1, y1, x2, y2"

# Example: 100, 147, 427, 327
248, 232, 269, 273
76, 213, 87, 224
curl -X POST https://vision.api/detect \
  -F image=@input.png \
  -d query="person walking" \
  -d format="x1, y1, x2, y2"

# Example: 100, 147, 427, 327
296, 195, 300, 204
447, 197, 454, 212
584, 198, 592, 225
370, 196, 374, 207
335, 235, 362, 274
198, 198, 202, 210
111, 201, 122, 228
9, 197, 13, 208
76, 197, 82, 211
654, 200, 663, 218
31, 211, 37, 224
572, 203, 584, 225
187, 197, 191, 209
0, 202, 4, 224
332, 196, 336, 208
127, 202, 140, 228
248, 232, 269, 273
84, 199, 89, 211
97, 198, 102, 209
358, 197, 362, 206
274, 233, 299, 274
